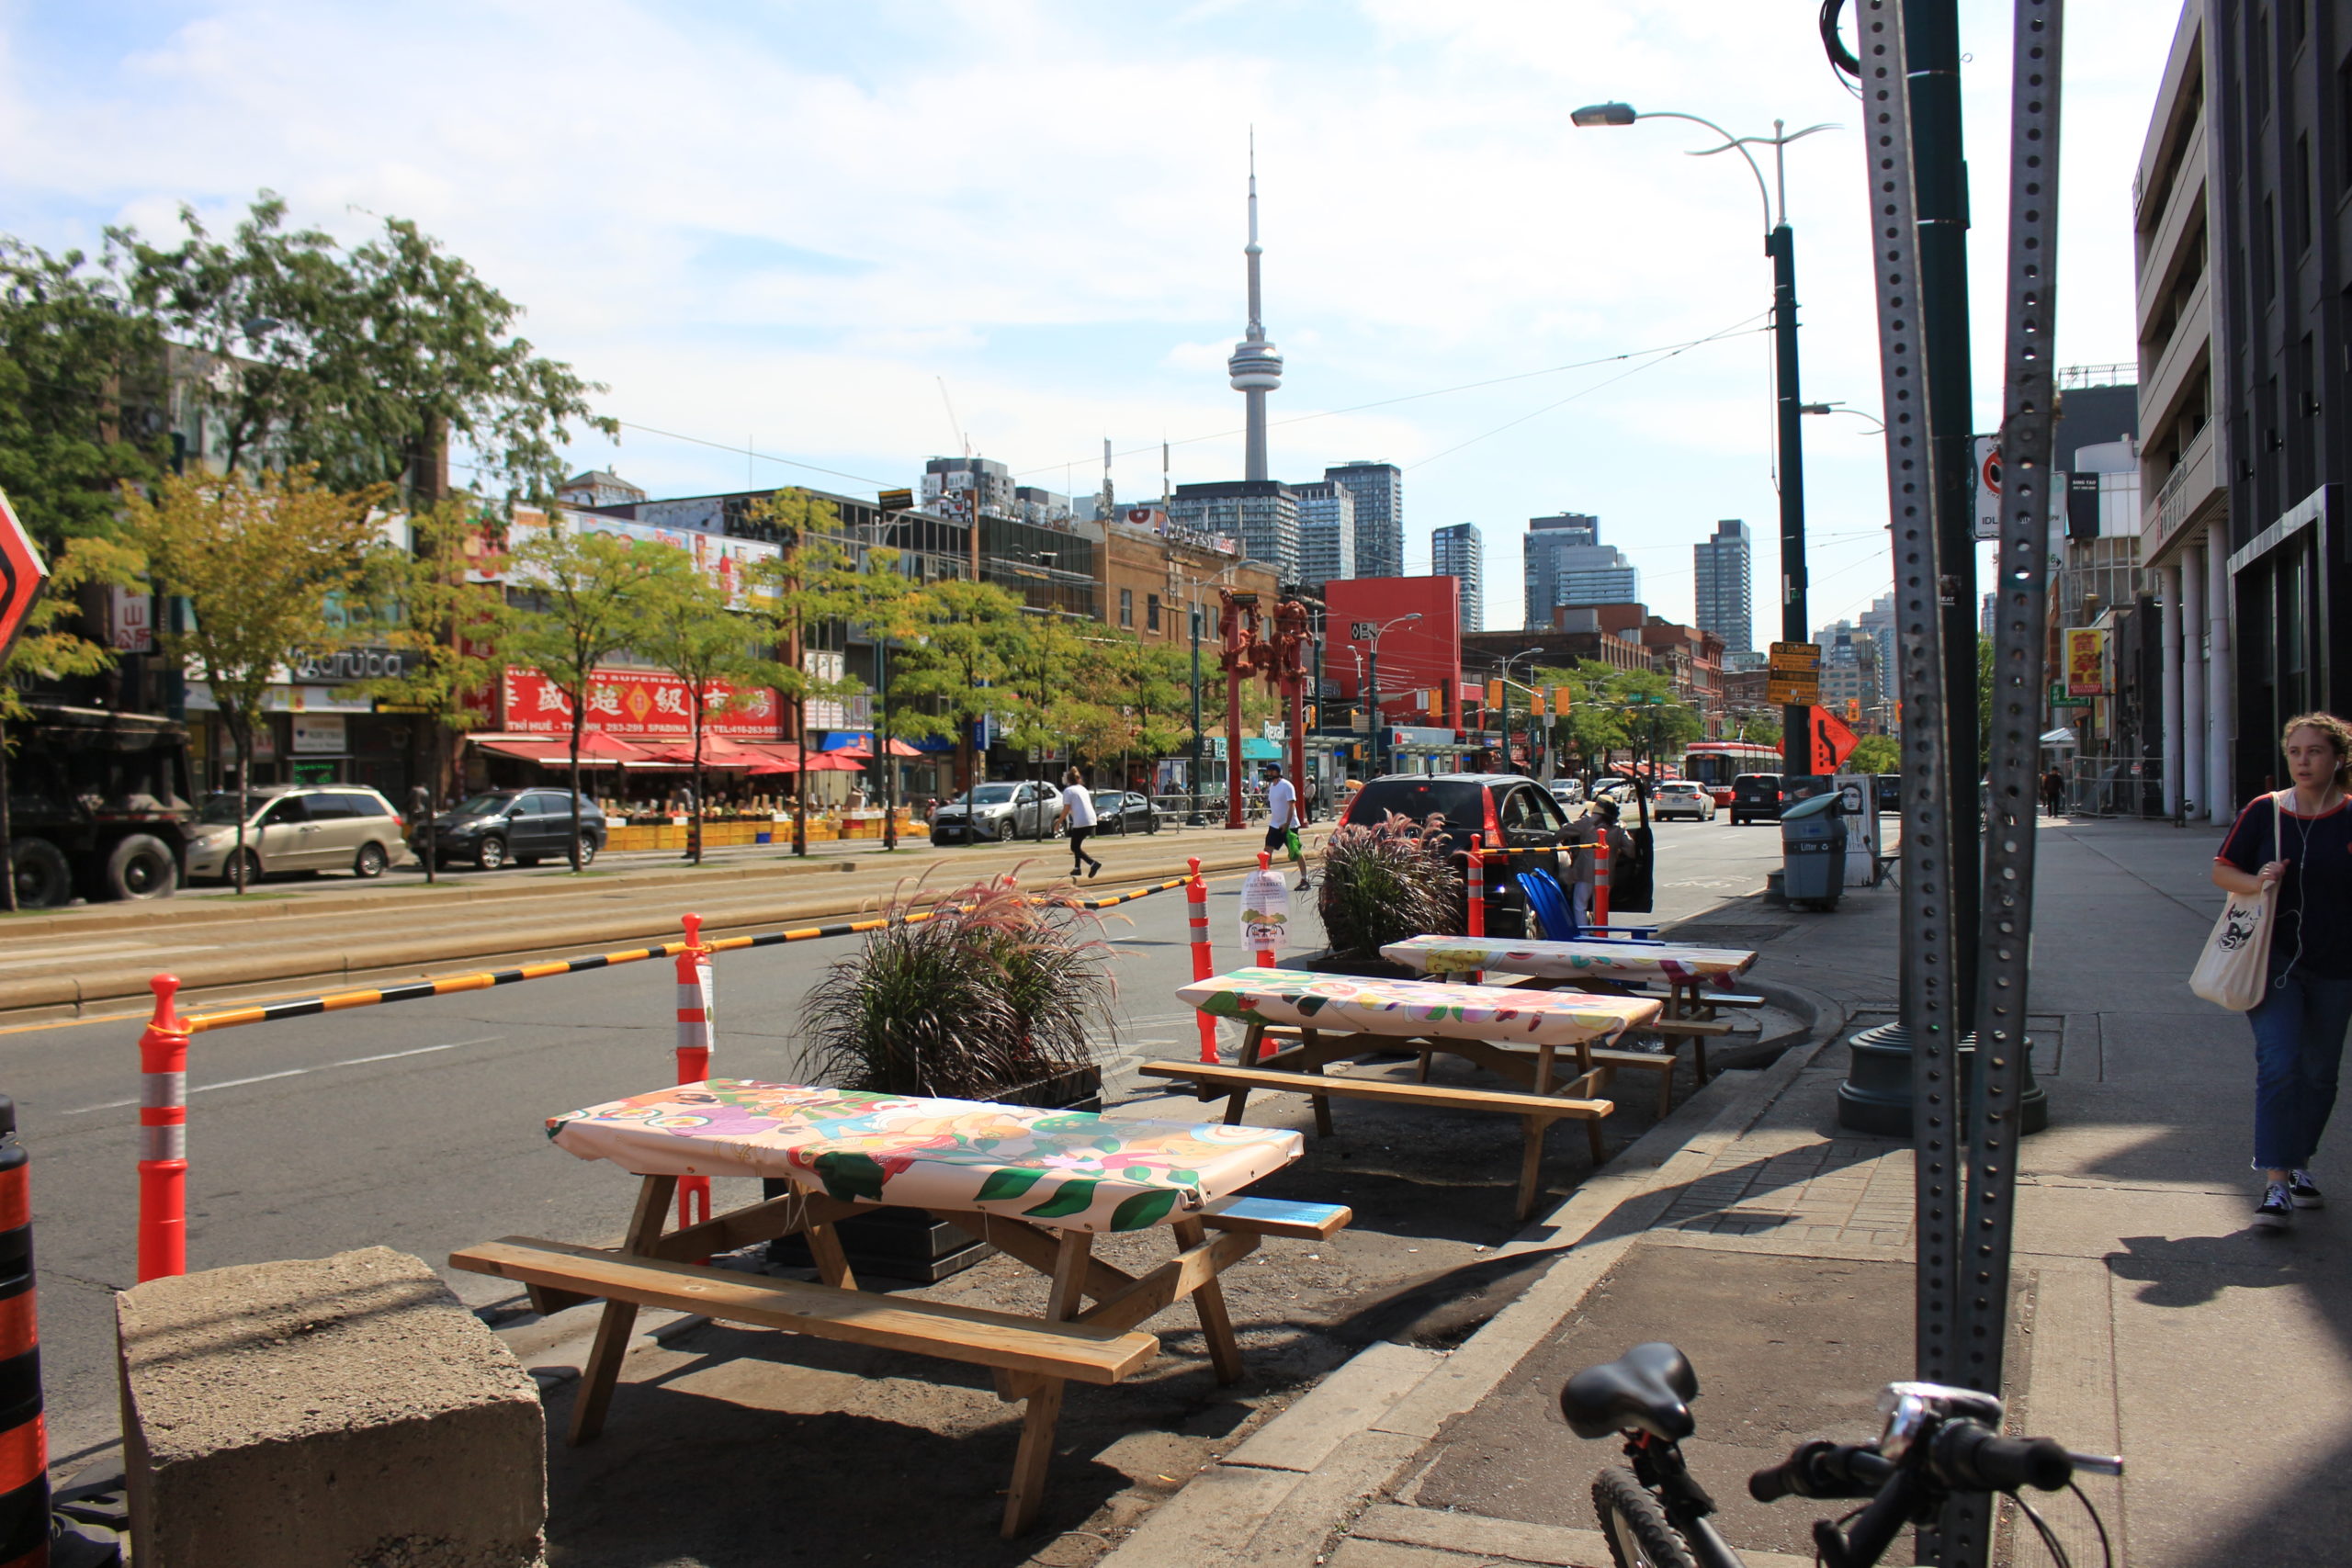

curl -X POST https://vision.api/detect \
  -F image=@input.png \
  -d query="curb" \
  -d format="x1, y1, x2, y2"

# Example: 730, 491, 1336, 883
1091, 989, 1845, 1568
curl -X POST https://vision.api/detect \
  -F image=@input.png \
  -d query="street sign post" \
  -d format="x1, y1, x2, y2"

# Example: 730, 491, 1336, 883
1349, 621, 1377, 641
0, 489, 50, 665
1766, 641, 1820, 706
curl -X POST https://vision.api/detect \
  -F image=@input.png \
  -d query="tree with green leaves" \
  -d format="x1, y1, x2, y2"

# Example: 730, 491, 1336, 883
114, 193, 614, 502
503, 524, 673, 870
1848, 734, 1901, 775
0, 240, 169, 548
120, 468, 392, 892
823, 545, 944, 851
634, 552, 785, 864
894, 577, 1028, 800
1735, 710, 1783, 748
746, 491, 866, 856
342, 497, 512, 880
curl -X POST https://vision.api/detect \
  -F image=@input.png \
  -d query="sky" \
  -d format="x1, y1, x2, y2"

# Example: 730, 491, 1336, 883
0, 0, 2179, 639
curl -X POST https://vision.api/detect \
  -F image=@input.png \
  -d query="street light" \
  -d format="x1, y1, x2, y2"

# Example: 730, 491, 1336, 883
1496, 645, 1547, 774
1800, 401, 1888, 436
1574, 99, 1833, 778
1358, 612, 1422, 779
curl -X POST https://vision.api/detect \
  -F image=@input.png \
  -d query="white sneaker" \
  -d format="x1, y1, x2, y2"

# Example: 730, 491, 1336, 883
2256, 1182, 2294, 1230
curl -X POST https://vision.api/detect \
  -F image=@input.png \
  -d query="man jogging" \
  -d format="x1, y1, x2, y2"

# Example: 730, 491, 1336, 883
1261, 761, 1308, 889
1057, 768, 1104, 879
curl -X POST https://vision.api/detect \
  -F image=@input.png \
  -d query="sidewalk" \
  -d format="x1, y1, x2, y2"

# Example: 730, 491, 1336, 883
1094, 818, 2343, 1568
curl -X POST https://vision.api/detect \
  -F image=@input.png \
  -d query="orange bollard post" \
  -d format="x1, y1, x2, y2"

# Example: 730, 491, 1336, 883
1464, 834, 1486, 982
137, 975, 190, 1284
674, 913, 714, 1231
1186, 858, 1216, 1063
0, 1098, 45, 1568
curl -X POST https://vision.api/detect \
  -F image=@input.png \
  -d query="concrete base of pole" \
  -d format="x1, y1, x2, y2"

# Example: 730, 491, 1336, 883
1836, 1021, 2049, 1137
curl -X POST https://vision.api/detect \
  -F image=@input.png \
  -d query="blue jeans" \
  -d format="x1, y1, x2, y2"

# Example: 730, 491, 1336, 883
2247, 964, 2352, 1169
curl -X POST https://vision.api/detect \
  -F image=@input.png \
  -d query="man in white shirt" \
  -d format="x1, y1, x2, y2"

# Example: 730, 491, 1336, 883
1057, 768, 1103, 878
1261, 761, 1309, 889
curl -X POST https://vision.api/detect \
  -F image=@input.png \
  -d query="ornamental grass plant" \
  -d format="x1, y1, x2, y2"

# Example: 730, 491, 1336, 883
1317, 810, 1460, 961
802, 874, 1114, 1100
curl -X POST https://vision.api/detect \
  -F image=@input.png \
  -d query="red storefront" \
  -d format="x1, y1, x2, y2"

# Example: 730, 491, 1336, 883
1325, 577, 1464, 728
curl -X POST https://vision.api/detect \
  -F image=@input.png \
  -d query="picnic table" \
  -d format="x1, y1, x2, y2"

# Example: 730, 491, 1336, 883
1381, 933, 1758, 1012
448, 1078, 1350, 1537
1145, 967, 1671, 1219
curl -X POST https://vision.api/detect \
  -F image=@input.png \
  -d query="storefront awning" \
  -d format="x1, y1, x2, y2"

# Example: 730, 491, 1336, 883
2040, 727, 2078, 748
471, 737, 571, 764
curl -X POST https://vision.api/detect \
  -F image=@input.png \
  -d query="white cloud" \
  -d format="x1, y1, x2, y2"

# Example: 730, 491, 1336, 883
0, 0, 2178, 634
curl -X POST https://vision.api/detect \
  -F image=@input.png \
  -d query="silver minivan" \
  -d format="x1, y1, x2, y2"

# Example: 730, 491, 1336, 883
185, 784, 417, 883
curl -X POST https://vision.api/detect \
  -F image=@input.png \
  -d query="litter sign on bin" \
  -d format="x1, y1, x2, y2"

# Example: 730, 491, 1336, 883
1238, 865, 1290, 953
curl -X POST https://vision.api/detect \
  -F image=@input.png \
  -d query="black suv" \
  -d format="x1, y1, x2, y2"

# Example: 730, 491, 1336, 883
1728, 773, 1783, 826
1340, 773, 1574, 938
415, 789, 606, 870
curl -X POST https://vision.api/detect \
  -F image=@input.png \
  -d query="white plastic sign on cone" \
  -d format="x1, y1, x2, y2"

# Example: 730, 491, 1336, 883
1239, 865, 1290, 953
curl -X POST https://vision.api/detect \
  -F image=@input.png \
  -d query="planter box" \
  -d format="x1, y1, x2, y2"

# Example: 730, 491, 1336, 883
765, 1066, 1103, 1281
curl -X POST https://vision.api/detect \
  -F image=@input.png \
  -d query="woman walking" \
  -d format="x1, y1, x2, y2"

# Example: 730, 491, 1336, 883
2213, 713, 2352, 1229
1057, 768, 1104, 880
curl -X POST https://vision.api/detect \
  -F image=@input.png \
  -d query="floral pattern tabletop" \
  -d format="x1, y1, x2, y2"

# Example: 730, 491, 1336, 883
1379, 934, 1759, 986
548, 1078, 1302, 1233
1176, 966, 1659, 1046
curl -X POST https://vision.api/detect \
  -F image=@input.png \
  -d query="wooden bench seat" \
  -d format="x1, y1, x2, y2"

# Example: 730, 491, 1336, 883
1140, 1059, 1612, 1221
450, 1235, 1159, 1384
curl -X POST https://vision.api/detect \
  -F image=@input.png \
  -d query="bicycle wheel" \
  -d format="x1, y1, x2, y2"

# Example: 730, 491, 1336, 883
1590, 1467, 1700, 1568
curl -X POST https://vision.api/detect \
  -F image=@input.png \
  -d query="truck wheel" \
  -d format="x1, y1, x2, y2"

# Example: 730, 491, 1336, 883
105, 835, 179, 901
9, 839, 73, 908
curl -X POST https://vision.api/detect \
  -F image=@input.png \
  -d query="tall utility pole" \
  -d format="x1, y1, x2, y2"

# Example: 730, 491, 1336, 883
1770, 199, 1811, 774
1570, 101, 1830, 778
1905, 0, 1983, 1032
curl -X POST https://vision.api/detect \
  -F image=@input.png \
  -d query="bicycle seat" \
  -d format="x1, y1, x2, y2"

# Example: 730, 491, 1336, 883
1560, 1341, 1698, 1440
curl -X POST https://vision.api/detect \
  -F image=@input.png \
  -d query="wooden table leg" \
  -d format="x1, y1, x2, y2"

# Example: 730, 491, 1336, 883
1575, 1042, 1606, 1166
1002, 1230, 1091, 1538
1171, 1217, 1245, 1385
1516, 1115, 1548, 1222
567, 1173, 677, 1447
1299, 1028, 1336, 1137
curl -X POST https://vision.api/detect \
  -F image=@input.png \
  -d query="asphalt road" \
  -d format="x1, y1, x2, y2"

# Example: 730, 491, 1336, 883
8, 815, 1793, 1467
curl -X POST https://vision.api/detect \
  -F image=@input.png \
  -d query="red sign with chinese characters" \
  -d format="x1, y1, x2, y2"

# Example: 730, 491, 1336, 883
499, 667, 785, 738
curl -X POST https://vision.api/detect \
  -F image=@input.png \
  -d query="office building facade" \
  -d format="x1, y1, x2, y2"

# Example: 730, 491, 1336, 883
1293, 480, 1356, 592
1169, 479, 1300, 584
1431, 522, 1484, 632
1692, 518, 1754, 656
1327, 461, 1404, 579
1522, 513, 1636, 627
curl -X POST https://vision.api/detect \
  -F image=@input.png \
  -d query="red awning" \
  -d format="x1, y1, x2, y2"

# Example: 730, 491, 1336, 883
471, 737, 571, 764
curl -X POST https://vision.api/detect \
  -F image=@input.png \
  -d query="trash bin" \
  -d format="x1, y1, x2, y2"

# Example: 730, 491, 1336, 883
1780, 791, 1846, 909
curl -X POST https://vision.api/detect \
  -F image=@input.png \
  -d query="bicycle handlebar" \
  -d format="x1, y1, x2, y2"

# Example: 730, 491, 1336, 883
1930, 1424, 2075, 1493
1747, 1441, 1891, 1503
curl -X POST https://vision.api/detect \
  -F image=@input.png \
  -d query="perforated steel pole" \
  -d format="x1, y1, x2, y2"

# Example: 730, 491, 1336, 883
1949, 6, 2064, 1564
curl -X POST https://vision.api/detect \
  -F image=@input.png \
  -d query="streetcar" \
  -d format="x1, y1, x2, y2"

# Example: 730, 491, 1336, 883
1679, 740, 1782, 807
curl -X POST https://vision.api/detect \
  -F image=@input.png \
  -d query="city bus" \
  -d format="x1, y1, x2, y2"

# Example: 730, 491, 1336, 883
1680, 740, 1783, 807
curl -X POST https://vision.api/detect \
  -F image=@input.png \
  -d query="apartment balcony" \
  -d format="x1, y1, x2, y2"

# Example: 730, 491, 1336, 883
2141, 418, 2223, 564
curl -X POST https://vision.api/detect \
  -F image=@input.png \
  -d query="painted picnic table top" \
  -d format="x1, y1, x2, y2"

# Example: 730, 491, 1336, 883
1176, 966, 1660, 1047
1379, 934, 1759, 985
548, 1078, 1302, 1234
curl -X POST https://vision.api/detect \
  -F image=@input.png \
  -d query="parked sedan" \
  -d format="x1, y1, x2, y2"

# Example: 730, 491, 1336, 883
415, 789, 605, 870
1653, 781, 1717, 821
187, 784, 415, 883
1090, 790, 1161, 835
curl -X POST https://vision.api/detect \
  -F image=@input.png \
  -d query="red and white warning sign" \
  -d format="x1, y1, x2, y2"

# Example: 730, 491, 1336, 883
0, 488, 49, 663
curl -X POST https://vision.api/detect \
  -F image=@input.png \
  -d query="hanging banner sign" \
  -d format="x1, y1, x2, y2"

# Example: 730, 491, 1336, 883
1238, 865, 1290, 953
2064, 628, 2108, 697
500, 667, 785, 738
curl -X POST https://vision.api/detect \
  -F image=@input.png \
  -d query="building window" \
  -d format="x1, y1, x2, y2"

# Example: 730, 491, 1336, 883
1119, 588, 1133, 627
1147, 593, 1161, 632
2261, 193, 2278, 301
2296, 134, 2312, 249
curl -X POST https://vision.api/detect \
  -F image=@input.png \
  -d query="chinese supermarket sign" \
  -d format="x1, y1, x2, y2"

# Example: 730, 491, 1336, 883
500, 668, 786, 738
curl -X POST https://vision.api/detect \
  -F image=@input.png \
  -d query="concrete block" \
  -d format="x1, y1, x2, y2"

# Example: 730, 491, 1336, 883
118, 1247, 545, 1568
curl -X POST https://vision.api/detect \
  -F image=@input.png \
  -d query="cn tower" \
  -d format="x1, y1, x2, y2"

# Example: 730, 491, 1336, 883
1226, 139, 1283, 481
